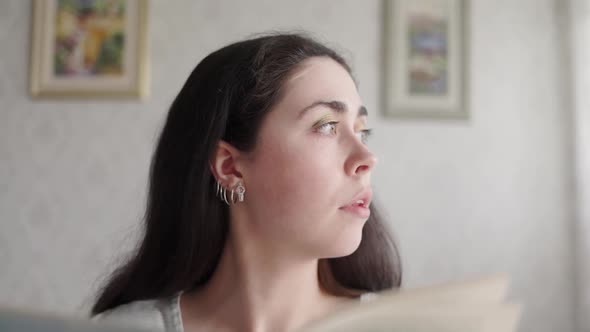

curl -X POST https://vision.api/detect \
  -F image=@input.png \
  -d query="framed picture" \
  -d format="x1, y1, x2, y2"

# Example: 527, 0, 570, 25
383, 0, 469, 118
30, 0, 149, 99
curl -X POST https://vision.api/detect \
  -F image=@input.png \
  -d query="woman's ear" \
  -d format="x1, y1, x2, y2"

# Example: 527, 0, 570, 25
210, 140, 243, 188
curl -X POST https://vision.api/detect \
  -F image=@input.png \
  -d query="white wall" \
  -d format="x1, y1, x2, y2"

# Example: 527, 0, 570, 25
0, 0, 576, 331
376, 1, 575, 331
569, 0, 590, 331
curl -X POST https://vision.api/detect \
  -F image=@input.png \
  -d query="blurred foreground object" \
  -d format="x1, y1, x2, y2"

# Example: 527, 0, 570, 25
302, 275, 521, 332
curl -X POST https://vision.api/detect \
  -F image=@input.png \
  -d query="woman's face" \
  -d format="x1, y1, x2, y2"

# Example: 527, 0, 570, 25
239, 56, 376, 259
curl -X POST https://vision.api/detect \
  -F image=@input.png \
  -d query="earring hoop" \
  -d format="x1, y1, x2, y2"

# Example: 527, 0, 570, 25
215, 179, 245, 205
222, 186, 230, 205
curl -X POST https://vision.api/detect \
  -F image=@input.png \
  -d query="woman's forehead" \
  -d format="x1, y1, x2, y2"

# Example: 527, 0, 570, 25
287, 57, 350, 85
282, 57, 361, 110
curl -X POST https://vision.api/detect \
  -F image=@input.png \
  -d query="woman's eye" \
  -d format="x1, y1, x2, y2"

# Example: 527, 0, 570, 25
316, 121, 338, 136
357, 129, 373, 144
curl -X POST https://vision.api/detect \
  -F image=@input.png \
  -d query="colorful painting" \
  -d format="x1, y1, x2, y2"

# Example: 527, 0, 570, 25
54, 0, 126, 76
30, 0, 149, 98
407, 1, 449, 96
383, 0, 468, 118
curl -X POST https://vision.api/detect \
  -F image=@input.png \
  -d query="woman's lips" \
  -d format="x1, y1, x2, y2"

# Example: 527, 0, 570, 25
339, 188, 372, 219
339, 204, 371, 219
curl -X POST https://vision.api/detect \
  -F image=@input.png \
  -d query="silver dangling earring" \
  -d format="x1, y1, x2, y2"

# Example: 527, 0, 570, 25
230, 182, 246, 204
215, 179, 245, 205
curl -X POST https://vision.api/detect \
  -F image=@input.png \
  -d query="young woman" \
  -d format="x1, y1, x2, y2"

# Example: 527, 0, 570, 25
91, 33, 402, 332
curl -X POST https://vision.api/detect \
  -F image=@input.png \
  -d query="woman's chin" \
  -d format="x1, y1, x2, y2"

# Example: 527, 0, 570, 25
321, 229, 364, 258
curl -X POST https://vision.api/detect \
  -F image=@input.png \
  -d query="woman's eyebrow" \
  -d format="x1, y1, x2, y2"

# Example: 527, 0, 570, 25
297, 100, 368, 119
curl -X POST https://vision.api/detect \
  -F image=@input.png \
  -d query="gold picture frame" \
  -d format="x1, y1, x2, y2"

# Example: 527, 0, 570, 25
30, 0, 149, 99
382, 0, 469, 119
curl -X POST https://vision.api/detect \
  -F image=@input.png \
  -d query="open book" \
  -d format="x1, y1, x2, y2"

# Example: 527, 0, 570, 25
301, 275, 521, 332
0, 275, 520, 332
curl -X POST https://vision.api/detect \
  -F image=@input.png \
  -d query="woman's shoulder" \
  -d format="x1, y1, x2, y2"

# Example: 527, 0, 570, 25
92, 294, 181, 331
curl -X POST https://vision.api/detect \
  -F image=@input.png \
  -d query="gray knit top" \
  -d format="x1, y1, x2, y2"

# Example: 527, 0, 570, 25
95, 291, 375, 332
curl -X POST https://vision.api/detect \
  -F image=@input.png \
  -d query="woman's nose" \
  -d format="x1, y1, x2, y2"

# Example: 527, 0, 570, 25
345, 142, 378, 176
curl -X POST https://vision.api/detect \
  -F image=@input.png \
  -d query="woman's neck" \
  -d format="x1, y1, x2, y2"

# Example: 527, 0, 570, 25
180, 221, 350, 332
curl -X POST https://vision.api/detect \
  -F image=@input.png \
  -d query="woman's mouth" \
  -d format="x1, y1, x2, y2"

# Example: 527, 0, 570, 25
339, 203, 371, 219
339, 189, 372, 219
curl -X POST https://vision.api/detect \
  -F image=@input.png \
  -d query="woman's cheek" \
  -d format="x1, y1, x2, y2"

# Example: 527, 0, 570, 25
253, 128, 340, 196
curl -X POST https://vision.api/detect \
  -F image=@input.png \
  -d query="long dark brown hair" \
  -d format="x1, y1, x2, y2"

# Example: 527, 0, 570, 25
91, 32, 402, 316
